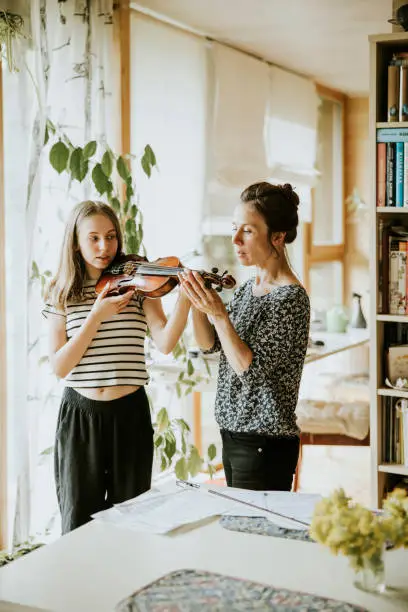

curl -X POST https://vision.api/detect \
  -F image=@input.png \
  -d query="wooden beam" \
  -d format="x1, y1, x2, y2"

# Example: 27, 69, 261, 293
316, 83, 346, 104
0, 60, 8, 550
308, 244, 345, 263
118, 0, 131, 157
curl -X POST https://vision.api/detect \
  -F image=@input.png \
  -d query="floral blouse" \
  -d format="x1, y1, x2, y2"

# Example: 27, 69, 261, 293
205, 280, 310, 438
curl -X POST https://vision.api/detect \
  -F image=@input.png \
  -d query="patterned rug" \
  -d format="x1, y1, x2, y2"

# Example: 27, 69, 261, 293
220, 515, 314, 542
115, 569, 368, 611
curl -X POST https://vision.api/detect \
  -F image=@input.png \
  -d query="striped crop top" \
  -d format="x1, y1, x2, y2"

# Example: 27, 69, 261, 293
42, 279, 149, 388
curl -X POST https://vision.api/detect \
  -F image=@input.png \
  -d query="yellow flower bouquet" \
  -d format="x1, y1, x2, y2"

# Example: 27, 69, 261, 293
309, 488, 408, 595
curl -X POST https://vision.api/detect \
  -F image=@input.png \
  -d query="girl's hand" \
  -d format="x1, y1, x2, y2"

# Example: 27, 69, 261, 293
91, 282, 134, 323
178, 270, 227, 319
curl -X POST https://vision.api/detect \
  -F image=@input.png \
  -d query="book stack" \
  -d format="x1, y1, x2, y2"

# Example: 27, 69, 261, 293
378, 223, 408, 314
376, 128, 408, 207
387, 52, 408, 123
381, 395, 407, 466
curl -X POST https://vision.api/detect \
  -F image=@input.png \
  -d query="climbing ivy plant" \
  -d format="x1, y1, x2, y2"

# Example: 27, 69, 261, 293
36, 119, 217, 480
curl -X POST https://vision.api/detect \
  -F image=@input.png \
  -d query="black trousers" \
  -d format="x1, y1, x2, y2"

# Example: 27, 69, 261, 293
221, 430, 300, 491
54, 386, 154, 534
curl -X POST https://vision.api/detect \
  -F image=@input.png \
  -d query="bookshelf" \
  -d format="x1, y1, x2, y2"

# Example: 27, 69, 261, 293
370, 33, 408, 508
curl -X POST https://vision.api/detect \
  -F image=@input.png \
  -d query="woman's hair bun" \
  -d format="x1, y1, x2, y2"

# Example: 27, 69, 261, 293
280, 184, 299, 209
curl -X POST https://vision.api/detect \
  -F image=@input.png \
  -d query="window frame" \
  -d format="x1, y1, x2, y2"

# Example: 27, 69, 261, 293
303, 84, 346, 305
0, 59, 8, 550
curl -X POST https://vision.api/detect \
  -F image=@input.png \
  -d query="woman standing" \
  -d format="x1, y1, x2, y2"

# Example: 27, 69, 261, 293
179, 182, 310, 491
43, 200, 190, 532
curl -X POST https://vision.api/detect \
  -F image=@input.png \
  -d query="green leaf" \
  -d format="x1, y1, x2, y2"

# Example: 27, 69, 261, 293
141, 155, 151, 178
46, 119, 56, 134
160, 453, 168, 471
117, 156, 130, 181
145, 144, 156, 166
154, 434, 163, 448
110, 197, 121, 213
44, 270, 52, 277
40, 446, 54, 456
126, 184, 134, 199
127, 235, 139, 254
49, 141, 69, 174
92, 163, 111, 195
208, 464, 216, 479
164, 435, 176, 463
175, 382, 181, 398
156, 407, 169, 432
101, 150, 113, 177
69, 147, 88, 182
130, 204, 138, 218
187, 359, 194, 376
38, 355, 49, 366
175, 457, 188, 480
188, 446, 203, 477
83, 140, 97, 159
175, 418, 190, 433
44, 124, 49, 145
125, 218, 136, 234
208, 443, 216, 461
31, 261, 39, 279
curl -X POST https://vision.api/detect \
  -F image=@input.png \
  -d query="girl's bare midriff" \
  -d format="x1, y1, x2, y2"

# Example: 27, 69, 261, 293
73, 384, 141, 401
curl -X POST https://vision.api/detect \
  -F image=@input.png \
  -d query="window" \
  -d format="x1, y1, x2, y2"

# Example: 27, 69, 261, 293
304, 87, 345, 312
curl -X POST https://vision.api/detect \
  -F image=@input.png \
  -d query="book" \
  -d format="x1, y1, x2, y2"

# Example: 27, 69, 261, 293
387, 344, 408, 383
388, 63, 400, 122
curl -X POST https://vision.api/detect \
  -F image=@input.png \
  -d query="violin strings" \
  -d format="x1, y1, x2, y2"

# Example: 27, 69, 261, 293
110, 262, 220, 281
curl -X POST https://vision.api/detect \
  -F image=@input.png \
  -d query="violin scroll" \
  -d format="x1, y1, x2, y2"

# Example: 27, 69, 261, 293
201, 270, 236, 292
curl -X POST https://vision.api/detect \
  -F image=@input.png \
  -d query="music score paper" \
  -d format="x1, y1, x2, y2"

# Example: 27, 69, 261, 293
91, 482, 320, 534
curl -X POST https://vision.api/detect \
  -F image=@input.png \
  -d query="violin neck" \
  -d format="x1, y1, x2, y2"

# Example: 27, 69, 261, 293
135, 266, 185, 277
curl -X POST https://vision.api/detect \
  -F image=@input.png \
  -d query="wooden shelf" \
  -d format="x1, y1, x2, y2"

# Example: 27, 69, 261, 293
376, 314, 408, 322
377, 206, 408, 213
370, 32, 408, 508
378, 464, 408, 476
376, 121, 408, 128
377, 387, 408, 398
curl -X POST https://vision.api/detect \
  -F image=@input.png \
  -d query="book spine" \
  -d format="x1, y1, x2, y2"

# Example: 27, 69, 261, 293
386, 142, 396, 206
377, 143, 386, 207
396, 142, 404, 207
404, 143, 408, 207
400, 64, 408, 122
389, 237, 407, 314
388, 64, 400, 122
377, 128, 408, 143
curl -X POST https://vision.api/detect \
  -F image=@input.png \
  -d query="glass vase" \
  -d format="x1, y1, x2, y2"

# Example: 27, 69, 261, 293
352, 550, 408, 601
353, 553, 386, 594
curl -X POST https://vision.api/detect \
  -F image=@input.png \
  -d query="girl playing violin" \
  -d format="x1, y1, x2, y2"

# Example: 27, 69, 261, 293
179, 182, 310, 492
43, 200, 191, 533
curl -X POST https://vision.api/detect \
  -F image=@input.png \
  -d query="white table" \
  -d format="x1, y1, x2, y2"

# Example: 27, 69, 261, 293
0, 517, 407, 612
305, 328, 369, 365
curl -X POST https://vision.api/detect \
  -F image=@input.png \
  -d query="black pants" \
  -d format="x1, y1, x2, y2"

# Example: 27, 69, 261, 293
221, 430, 300, 491
54, 386, 154, 534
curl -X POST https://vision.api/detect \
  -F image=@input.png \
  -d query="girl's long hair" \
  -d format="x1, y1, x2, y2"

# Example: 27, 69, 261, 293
45, 200, 123, 310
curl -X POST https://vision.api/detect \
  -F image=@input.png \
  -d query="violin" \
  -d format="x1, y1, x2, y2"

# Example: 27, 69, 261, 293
95, 254, 236, 299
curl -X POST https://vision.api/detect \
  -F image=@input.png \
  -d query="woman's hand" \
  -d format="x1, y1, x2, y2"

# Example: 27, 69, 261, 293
178, 270, 227, 319
91, 282, 134, 323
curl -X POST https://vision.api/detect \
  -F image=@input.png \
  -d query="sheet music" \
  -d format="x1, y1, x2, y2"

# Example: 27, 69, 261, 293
92, 486, 242, 534
91, 483, 319, 534
216, 488, 321, 530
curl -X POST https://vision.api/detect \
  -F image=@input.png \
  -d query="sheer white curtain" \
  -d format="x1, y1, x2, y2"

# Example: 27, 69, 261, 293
204, 42, 270, 230
3, 0, 121, 545
266, 65, 320, 223
130, 13, 207, 262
